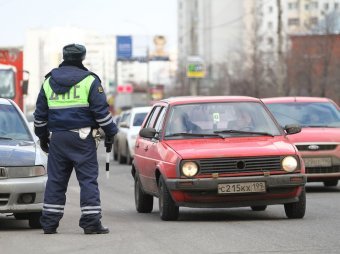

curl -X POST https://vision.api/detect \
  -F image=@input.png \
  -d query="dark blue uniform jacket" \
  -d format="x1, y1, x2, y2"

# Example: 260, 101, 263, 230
34, 65, 117, 139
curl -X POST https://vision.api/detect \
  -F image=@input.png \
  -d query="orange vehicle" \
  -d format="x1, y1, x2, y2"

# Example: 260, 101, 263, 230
0, 47, 28, 111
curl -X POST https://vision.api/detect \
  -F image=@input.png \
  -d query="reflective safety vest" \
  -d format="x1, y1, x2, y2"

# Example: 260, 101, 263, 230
43, 75, 95, 109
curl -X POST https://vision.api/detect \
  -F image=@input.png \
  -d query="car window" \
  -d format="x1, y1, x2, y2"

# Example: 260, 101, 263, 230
114, 115, 121, 124
266, 102, 340, 127
164, 102, 281, 137
145, 106, 161, 128
0, 104, 32, 141
133, 112, 148, 126
154, 107, 166, 132
0, 69, 15, 98
125, 113, 131, 125
120, 112, 130, 123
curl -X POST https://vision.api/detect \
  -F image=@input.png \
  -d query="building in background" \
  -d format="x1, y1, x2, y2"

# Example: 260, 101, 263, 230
177, 0, 340, 96
116, 35, 176, 87
24, 28, 177, 114
24, 27, 116, 113
284, 0, 340, 34
177, 0, 247, 95
258, 0, 340, 53
113, 35, 177, 114
287, 34, 340, 102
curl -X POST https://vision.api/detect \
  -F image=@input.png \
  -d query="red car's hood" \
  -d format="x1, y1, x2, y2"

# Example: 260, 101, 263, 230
287, 128, 340, 143
164, 136, 296, 159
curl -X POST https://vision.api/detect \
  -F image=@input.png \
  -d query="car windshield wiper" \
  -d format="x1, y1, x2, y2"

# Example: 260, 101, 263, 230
303, 125, 336, 128
165, 132, 224, 138
0, 136, 13, 140
214, 130, 274, 137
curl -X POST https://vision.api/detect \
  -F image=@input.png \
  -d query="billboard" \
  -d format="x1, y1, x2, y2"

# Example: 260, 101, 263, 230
116, 36, 132, 60
149, 35, 170, 61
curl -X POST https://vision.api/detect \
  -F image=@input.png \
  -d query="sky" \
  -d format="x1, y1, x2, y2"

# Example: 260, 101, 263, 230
0, 0, 177, 48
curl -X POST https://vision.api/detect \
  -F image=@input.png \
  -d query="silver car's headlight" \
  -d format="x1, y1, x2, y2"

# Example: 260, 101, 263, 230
181, 161, 199, 177
7, 166, 46, 178
282, 156, 298, 173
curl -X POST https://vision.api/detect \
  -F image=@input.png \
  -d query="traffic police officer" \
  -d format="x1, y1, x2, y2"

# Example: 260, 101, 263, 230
34, 43, 118, 234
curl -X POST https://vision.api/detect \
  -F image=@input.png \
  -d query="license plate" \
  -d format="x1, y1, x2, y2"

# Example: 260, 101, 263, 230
304, 157, 332, 167
218, 182, 266, 194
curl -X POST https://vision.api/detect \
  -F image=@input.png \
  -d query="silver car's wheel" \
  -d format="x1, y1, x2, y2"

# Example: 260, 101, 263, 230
126, 145, 132, 165
324, 180, 338, 187
28, 212, 42, 229
113, 140, 118, 161
118, 144, 127, 164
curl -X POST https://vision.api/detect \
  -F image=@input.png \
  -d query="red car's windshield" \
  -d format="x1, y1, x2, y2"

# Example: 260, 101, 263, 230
164, 102, 281, 138
266, 102, 340, 128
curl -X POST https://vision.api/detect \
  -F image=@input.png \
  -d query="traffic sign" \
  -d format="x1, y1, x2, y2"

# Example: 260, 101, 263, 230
117, 83, 134, 93
186, 56, 205, 78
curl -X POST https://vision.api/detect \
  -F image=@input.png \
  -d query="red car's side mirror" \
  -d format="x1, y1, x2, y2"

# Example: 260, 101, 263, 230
139, 127, 157, 139
284, 124, 301, 135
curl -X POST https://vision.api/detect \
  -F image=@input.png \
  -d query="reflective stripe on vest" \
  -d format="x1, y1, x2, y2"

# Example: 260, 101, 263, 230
43, 75, 95, 109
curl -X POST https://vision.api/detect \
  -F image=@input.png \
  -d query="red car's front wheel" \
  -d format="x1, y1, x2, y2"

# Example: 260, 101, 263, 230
158, 176, 179, 221
134, 175, 153, 213
284, 188, 306, 219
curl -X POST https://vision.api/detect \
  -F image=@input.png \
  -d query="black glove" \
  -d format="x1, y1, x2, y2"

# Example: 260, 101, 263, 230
105, 135, 114, 153
39, 137, 50, 153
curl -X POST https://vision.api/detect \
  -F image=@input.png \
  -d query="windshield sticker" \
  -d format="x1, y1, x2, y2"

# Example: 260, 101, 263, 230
213, 113, 220, 123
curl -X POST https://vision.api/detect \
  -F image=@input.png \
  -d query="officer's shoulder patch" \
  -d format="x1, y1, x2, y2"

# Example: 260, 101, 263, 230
98, 86, 104, 93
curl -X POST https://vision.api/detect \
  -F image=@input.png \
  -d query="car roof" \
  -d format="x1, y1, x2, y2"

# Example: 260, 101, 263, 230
261, 97, 332, 104
130, 106, 152, 113
161, 96, 260, 105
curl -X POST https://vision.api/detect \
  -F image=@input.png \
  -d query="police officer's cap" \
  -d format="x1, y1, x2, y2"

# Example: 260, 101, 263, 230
63, 43, 86, 62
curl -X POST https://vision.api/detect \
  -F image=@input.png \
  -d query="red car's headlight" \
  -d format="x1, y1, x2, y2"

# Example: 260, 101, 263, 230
282, 156, 298, 172
181, 161, 199, 177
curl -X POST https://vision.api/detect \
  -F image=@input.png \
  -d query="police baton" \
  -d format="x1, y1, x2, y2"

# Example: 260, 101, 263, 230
104, 135, 113, 179
105, 145, 111, 179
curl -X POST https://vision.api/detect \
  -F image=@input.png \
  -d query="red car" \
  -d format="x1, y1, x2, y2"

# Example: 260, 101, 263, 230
263, 97, 340, 187
132, 96, 306, 221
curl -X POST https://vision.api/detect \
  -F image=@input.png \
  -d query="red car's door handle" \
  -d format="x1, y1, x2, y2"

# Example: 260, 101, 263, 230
144, 146, 149, 151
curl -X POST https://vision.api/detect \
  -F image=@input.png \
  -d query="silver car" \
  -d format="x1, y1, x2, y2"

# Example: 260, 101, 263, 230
0, 98, 47, 228
114, 106, 152, 164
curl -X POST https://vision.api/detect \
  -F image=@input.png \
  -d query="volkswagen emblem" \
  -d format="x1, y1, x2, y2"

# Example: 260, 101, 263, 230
308, 144, 319, 150
236, 161, 246, 170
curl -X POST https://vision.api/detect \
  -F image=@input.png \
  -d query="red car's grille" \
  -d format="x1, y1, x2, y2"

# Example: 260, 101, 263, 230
198, 156, 282, 174
306, 165, 340, 174
296, 144, 337, 151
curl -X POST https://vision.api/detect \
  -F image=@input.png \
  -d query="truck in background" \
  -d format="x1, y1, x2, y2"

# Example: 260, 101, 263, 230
0, 47, 28, 112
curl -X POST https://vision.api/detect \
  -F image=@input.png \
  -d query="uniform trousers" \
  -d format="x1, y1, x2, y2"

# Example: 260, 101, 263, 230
40, 130, 102, 230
